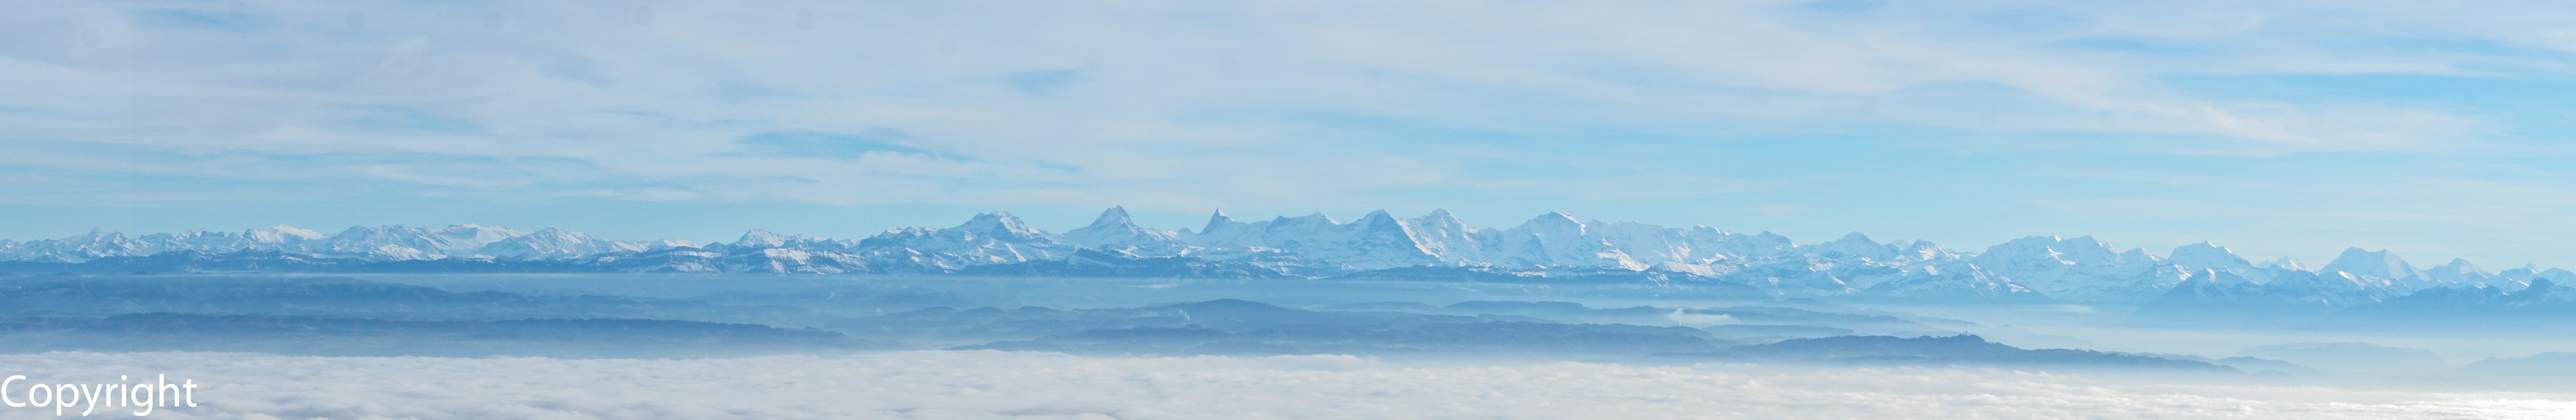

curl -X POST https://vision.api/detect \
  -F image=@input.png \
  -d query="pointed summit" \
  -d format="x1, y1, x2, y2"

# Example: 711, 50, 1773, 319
1183, 208, 1265, 248
1086, 206, 1136, 229
1200, 209, 1239, 234
1058, 206, 1186, 253
1409, 208, 1470, 231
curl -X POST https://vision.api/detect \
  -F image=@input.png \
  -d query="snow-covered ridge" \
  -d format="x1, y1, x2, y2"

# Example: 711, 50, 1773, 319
0, 224, 695, 263
4, 207, 2566, 304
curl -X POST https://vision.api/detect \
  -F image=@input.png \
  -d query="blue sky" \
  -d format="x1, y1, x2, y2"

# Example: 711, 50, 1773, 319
4, 0, 2575, 269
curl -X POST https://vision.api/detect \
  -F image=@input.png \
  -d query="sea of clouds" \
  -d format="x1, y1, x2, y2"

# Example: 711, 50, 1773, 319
0, 350, 2567, 419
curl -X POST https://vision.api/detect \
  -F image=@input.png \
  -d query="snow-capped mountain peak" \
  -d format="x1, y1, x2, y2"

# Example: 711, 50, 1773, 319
294, 224, 527, 260
2166, 242, 2253, 271
1521, 212, 1586, 234
479, 228, 650, 260
736, 229, 791, 248
1189, 209, 1262, 248
1085, 206, 1138, 229
952, 213, 1051, 242
249, 225, 326, 243
3, 207, 2568, 307
2321, 248, 2421, 283
2423, 257, 2495, 286
1200, 209, 1237, 234
1058, 207, 1186, 255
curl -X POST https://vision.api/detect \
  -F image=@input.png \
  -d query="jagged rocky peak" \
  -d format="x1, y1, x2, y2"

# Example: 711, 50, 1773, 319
1186, 208, 1263, 248
1058, 207, 1186, 253
1197, 209, 1248, 234
952, 212, 1051, 241
1401, 209, 1474, 234
1086, 206, 1138, 229
1397, 209, 1481, 262
13, 209, 2574, 301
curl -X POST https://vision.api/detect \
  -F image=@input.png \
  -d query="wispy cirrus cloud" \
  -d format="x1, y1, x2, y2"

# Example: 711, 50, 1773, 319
6, 0, 2576, 265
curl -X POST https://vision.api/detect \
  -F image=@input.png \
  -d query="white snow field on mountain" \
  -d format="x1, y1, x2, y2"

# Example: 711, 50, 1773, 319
6, 207, 2566, 309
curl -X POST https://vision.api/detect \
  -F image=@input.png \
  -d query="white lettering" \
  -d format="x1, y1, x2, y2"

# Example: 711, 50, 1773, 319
2, 375, 20, 407
81, 382, 102, 416
50, 383, 74, 416
129, 378, 152, 417
26, 381, 49, 411
158, 376, 177, 409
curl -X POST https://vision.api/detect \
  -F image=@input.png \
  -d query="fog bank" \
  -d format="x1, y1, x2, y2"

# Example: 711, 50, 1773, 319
0, 351, 2565, 419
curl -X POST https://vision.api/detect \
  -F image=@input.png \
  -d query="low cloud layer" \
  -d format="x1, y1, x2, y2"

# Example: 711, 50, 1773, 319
0, 350, 2564, 419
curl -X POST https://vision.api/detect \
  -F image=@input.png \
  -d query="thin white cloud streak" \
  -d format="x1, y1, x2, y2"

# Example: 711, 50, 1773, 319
4, 0, 2568, 212
0, 350, 2565, 419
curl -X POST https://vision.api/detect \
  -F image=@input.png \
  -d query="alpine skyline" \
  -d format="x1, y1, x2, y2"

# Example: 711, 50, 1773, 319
8, 1, 2574, 272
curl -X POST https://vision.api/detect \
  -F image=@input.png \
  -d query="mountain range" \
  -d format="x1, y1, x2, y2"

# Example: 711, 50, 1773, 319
5, 207, 2569, 307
